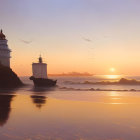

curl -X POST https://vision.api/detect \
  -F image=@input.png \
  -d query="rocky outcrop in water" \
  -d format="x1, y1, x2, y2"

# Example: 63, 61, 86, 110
65, 78, 140, 85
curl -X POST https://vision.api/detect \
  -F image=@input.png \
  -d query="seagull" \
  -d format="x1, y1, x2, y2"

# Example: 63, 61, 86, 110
82, 37, 92, 42
20, 39, 32, 44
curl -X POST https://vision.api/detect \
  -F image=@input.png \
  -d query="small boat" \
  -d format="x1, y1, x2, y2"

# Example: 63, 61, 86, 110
30, 56, 57, 87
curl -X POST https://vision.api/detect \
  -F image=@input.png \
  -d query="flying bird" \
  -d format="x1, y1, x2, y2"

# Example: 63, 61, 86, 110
82, 37, 92, 42
20, 39, 32, 44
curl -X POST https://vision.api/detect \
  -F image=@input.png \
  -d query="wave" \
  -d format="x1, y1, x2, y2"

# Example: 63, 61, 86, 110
59, 87, 138, 92
64, 78, 140, 85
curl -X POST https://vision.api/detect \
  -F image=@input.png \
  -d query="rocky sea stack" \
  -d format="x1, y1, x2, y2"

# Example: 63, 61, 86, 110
0, 65, 23, 88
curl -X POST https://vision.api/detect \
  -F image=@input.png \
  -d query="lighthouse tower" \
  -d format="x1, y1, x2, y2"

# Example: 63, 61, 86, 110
32, 56, 48, 79
0, 30, 11, 67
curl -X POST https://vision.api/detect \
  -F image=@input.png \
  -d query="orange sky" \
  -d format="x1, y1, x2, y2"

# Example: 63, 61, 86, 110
1, 0, 140, 76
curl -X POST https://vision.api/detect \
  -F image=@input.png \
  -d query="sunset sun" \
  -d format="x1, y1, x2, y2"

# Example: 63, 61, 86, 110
110, 68, 116, 72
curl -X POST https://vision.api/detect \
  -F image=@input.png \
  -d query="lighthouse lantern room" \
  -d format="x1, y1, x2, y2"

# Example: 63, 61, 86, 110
0, 29, 11, 67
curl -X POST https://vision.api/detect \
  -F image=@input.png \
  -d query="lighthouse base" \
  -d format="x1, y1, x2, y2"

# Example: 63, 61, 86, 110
30, 76, 57, 87
0, 65, 23, 88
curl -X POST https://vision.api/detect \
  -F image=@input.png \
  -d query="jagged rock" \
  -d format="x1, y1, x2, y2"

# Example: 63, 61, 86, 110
0, 65, 23, 88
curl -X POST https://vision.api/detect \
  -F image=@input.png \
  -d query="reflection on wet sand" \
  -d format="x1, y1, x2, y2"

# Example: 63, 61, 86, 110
31, 86, 57, 93
31, 95, 47, 108
0, 91, 140, 140
0, 95, 15, 126
30, 87, 50, 108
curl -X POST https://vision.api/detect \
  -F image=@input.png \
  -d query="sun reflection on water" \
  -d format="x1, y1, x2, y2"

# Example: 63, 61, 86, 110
105, 75, 122, 79
111, 98, 121, 100
107, 91, 123, 104
109, 91, 120, 96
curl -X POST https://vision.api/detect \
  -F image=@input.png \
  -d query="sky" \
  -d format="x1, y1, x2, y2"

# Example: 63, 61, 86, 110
0, 0, 140, 76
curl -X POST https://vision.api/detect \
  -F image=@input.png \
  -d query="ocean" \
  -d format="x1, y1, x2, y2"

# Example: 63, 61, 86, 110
0, 75, 140, 140
23, 75, 140, 90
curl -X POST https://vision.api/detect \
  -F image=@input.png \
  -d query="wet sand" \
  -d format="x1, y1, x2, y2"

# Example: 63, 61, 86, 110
0, 90, 140, 140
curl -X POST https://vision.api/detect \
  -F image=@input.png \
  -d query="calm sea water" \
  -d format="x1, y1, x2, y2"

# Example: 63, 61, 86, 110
0, 75, 140, 140
22, 75, 140, 91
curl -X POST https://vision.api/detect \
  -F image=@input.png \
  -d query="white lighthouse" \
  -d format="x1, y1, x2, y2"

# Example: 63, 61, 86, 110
32, 56, 48, 79
0, 29, 11, 67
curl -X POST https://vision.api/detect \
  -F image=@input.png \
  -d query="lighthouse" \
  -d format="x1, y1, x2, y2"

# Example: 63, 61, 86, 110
32, 56, 48, 79
0, 30, 11, 67
30, 56, 57, 87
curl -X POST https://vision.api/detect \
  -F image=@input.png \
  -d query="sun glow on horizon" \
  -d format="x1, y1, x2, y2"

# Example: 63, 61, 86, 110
105, 75, 121, 79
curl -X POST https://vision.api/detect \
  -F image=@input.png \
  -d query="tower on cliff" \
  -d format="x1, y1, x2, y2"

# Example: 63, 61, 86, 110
0, 29, 11, 67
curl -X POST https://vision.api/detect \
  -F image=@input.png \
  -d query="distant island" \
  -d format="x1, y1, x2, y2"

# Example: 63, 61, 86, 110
48, 72, 93, 77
